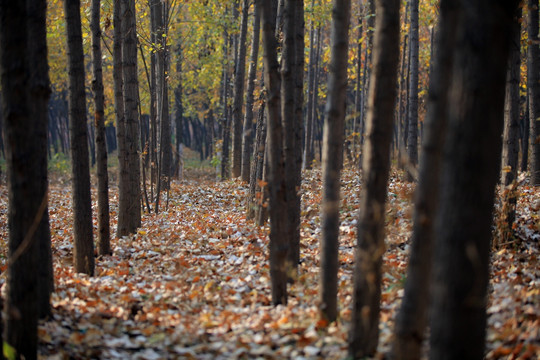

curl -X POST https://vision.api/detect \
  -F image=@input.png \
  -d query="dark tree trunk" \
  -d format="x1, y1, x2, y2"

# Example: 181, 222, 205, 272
501, 8, 521, 186
174, 45, 184, 178
91, 0, 111, 256
154, 0, 172, 182
281, 0, 297, 280
319, 0, 351, 323
429, 1, 518, 359
113, 0, 126, 216
1, 1, 41, 357
260, 0, 289, 305
221, 25, 232, 180
528, 0, 540, 185
241, 2, 261, 182
406, 0, 419, 181
521, 95, 530, 172
499, 7, 522, 244
288, 0, 304, 274
303, 0, 316, 169
65, 0, 95, 276
27, 0, 54, 319
304, 22, 320, 169
348, 0, 400, 357
232, 0, 250, 178
391, 1, 457, 358
248, 98, 266, 219
118, 0, 141, 236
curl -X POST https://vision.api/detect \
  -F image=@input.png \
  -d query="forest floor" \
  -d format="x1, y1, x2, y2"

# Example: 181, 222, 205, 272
0, 165, 538, 359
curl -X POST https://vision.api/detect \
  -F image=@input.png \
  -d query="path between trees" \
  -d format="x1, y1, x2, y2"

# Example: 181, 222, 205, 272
0, 168, 537, 359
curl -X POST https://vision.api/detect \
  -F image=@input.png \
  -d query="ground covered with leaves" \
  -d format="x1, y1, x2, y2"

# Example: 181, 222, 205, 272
0, 167, 538, 359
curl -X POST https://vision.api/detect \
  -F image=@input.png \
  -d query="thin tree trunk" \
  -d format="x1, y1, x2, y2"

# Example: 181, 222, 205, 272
118, 0, 141, 236
288, 0, 304, 274
174, 45, 184, 179
499, 7, 522, 243
221, 25, 232, 180
65, 0, 95, 275
27, 0, 54, 319
241, 2, 261, 182
91, 0, 111, 256
429, 1, 518, 358
232, 0, 250, 178
406, 0, 418, 181
303, 0, 316, 169
281, 0, 297, 280
248, 97, 266, 219
260, 0, 289, 305
528, 0, 540, 185
319, 0, 351, 323
348, 0, 400, 356
521, 95, 530, 172
392, 1, 457, 358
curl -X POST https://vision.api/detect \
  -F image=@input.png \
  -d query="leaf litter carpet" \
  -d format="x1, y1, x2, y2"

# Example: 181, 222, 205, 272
0, 168, 538, 359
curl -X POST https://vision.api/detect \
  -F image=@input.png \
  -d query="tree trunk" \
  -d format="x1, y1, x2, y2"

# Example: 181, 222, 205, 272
260, 0, 289, 305
499, 7, 522, 243
221, 25, 232, 180
281, 0, 297, 280
91, 0, 111, 256
406, 0, 418, 181
117, 0, 141, 237
241, 2, 261, 183
65, 0, 95, 275
429, 1, 518, 359
155, 0, 172, 182
1, 2, 40, 357
348, 0, 400, 357
248, 97, 266, 219
174, 45, 184, 178
231, 0, 250, 178
288, 0, 304, 275
113, 0, 126, 223
391, 1, 457, 358
521, 95, 530, 172
27, 0, 54, 320
528, 0, 540, 185
319, 0, 351, 323
304, 0, 316, 169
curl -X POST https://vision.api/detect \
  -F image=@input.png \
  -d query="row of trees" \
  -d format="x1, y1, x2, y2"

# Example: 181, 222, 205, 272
0, 0, 537, 358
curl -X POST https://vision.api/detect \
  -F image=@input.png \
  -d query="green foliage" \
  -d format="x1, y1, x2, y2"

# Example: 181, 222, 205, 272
3, 342, 16, 360
48, 152, 71, 175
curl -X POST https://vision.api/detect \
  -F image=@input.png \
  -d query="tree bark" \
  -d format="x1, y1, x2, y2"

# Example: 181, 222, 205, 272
260, 0, 289, 305
65, 0, 95, 275
391, 1, 457, 358
528, 0, 540, 185
406, 0, 419, 181
154, 0, 172, 182
429, 1, 518, 358
303, 0, 316, 169
27, 0, 54, 319
232, 0, 250, 178
499, 7, 522, 244
241, 2, 261, 182
91, 0, 111, 256
348, 0, 400, 357
281, 0, 297, 280
174, 45, 184, 179
320, 0, 351, 323
118, 0, 141, 236
288, 0, 304, 274
1, 1, 40, 356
